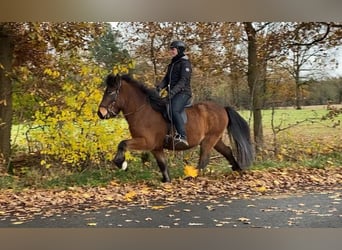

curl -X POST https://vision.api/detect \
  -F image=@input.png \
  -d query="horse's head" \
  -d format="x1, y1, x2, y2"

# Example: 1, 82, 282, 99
98, 74, 122, 119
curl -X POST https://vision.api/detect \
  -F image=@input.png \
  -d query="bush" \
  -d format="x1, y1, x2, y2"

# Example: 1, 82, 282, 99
29, 63, 134, 170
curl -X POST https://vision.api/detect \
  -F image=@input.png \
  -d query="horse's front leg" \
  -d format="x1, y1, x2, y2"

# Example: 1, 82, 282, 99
113, 137, 150, 170
113, 140, 129, 170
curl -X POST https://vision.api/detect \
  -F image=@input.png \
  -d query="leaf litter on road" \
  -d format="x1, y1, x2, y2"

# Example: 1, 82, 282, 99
0, 166, 341, 224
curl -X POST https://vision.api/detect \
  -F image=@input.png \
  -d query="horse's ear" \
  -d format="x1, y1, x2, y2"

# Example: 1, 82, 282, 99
115, 73, 121, 84
106, 73, 117, 87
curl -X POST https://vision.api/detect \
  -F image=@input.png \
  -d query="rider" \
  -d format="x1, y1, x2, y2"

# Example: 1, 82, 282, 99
156, 40, 192, 147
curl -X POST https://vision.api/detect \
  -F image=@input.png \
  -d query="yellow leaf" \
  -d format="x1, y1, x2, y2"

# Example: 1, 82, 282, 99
140, 187, 150, 194
82, 193, 92, 199
105, 196, 114, 201
87, 222, 97, 227
151, 205, 167, 210
125, 191, 137, 201
110, 180, 119, 186
184, 165, 198, 178
273, 180, 280, 186
309, 175, 322, 183
256, 186, 267, 193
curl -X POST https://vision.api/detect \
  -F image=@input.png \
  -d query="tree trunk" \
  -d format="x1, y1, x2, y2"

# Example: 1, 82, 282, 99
244, 22, 264, 153
294, 69, 302, 109
0, 31, 13, 170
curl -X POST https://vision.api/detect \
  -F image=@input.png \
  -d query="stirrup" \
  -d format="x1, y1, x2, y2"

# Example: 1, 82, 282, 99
174, 135, 189, 147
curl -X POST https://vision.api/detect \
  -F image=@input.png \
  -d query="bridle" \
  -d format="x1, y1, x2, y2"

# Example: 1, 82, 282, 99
101, 78, 146, 117
107, 78, 122, 116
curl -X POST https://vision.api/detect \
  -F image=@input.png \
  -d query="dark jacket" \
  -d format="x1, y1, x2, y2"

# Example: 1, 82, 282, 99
158, 55, 192, 98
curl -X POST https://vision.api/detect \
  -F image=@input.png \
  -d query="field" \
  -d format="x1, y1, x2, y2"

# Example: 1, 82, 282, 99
4, 105, 342, 189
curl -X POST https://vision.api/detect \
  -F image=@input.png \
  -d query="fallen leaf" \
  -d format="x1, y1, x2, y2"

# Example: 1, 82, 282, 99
105, 196, 115, 201
12, 221, 24, 225
151, 205, 167, 210
256, 186, 267, 193
184, 165, 198, 178
125, 191, 137, 201
188, 222, 204, 226
237, 217, 250, 222
206, 205, 215, 211
82, 193, 92, 199
158, 225, 170, 228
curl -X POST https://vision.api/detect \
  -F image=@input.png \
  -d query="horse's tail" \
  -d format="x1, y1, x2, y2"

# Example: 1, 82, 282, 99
225, 106, 254, 170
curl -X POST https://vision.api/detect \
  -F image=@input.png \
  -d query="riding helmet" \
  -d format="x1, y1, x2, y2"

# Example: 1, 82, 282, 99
170, 40, 186, 54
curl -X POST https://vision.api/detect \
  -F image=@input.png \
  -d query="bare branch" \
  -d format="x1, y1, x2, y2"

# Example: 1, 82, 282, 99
290, 22, 331, 47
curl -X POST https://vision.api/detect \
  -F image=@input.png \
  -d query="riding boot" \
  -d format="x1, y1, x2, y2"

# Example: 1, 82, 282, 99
174, 134, 189, 147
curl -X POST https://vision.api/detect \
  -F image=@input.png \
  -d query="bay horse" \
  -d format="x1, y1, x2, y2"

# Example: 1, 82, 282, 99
97, 74, 253, 182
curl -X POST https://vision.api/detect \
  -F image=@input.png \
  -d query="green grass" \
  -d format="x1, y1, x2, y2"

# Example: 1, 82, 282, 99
239, 106, 336, 132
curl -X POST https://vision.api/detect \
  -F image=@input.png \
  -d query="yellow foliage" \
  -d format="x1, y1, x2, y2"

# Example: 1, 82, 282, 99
184, 165, 199, 178
30, 62, 136, 168
112, 59, 136, 75
44, 68, 60, 79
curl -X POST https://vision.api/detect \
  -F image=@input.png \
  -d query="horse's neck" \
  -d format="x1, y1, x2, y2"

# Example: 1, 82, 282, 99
121, 84, 148, 117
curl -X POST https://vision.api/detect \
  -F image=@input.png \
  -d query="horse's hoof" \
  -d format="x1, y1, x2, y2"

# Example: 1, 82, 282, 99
121, 161, 128, 171
161, 177, 171, 183
183, 176, 197, 181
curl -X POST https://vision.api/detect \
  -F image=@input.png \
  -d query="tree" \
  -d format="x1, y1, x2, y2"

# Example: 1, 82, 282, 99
244, 22, 265, 152
0, 26, 14, 169
0, 22, 105, 170
91, 23, 130, 72
118, 22, 248, 102
279, 22, 342, 109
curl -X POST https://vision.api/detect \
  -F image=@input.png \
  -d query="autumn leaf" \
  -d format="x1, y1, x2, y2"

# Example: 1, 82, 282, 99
151, 205, 167, 210
125, 191, 137, 201
140, 187, 150, 195
82, 193, 92, 199
12, 221, 25, 225
104, 196, 115, 201
255, 186, 267, 193
184, 165, 199, 178
237, 217, 251, 224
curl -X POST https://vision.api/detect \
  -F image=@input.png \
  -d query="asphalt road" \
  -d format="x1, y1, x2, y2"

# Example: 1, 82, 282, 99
1, 191, 341, 228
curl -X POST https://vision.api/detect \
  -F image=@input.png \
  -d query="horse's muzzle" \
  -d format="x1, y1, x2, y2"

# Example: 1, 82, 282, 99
98, 106, 118, 119
98, 107, 109, 119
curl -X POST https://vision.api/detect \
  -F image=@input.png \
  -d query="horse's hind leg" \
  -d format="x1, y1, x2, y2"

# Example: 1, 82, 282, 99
198, 136, 220, 170
151, 150, 171, 183
214, 139, 241, 171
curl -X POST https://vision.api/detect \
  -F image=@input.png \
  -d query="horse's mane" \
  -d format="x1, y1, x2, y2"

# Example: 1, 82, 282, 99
120, 74, 167, 113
